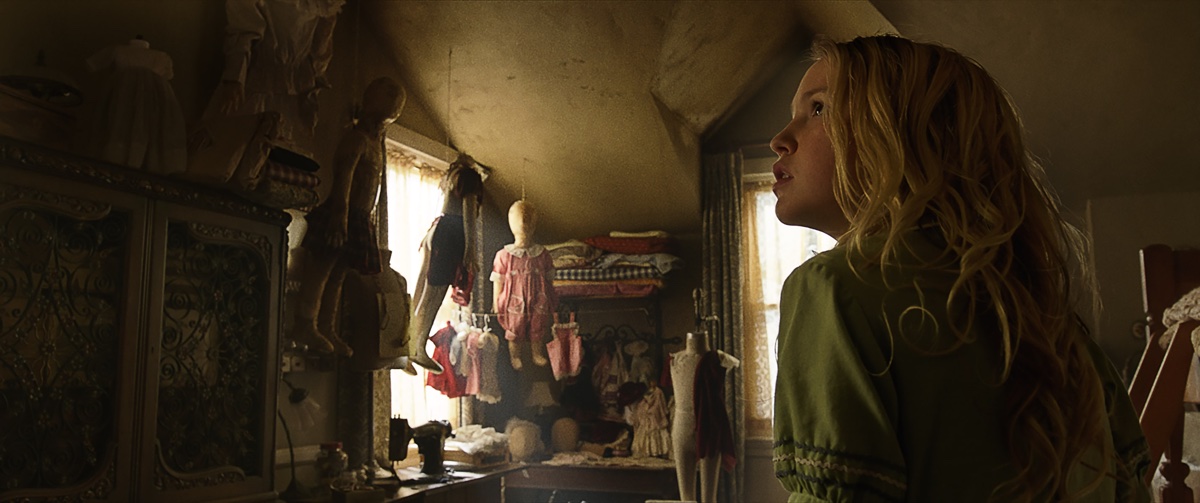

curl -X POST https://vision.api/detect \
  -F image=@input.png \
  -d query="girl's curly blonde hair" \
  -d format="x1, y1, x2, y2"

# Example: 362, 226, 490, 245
814, 35, 1109, 501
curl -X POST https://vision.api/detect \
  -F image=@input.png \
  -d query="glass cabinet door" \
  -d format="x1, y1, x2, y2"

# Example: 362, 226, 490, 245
0, 178, 145, 501
141, 205, 281, 502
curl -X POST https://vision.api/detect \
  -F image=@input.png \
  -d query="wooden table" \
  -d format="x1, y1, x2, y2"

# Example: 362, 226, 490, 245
503, 463, 680, 502
370, 464, 521, 503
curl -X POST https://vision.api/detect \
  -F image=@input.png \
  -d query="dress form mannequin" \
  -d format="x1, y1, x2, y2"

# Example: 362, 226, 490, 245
671, 330, 739, 503
291, 77, 404, 356
491, 200, 555, 370
409, 157, 482, 374
85, 36, 187, 174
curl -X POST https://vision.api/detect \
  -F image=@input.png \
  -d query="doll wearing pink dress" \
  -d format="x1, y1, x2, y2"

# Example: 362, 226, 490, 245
491, 200, 557, 369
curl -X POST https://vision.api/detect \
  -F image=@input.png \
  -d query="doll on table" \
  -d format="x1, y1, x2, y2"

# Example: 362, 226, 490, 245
291, 76, 404, 355
491, 200, 556, 370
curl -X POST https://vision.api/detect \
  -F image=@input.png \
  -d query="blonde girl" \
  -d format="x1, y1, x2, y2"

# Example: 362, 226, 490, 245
770, 35, 1150, 502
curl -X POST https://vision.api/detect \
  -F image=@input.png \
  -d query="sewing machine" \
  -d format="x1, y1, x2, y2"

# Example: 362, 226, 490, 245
390, 418, 454, 476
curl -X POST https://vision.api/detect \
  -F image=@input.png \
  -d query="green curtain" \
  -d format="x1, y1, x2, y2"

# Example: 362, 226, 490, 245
701, 151, 745, 503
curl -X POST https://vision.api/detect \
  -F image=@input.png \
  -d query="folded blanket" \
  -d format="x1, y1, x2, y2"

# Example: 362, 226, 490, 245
584, 236, 673, 255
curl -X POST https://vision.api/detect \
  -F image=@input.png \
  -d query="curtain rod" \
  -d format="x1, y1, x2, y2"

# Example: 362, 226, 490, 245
705, 142, 774, 157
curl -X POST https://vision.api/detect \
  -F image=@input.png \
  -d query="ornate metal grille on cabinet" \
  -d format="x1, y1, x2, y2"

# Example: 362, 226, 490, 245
0, 197, 128, 493
156, 221, 269, 486
0, 136, 284, 503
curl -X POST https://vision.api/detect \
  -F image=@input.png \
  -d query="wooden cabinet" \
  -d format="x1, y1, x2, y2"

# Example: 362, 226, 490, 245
0, 136, 285, 502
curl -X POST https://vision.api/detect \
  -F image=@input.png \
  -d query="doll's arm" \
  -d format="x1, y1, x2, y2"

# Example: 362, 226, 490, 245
323, 132, 366, 248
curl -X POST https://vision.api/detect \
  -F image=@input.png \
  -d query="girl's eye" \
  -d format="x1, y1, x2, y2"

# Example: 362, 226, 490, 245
812, 101, 824, 117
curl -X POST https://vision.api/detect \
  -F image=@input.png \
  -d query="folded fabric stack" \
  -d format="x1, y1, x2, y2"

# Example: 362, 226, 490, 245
549, 230, 683, 298
264, 162, 321, 188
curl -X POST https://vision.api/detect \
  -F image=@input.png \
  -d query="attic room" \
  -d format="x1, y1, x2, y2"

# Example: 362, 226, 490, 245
1, 1, 1199, 502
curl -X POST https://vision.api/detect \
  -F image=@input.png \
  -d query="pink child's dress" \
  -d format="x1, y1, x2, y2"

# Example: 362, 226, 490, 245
548, 312, 583, 380
491, 244, 556, 342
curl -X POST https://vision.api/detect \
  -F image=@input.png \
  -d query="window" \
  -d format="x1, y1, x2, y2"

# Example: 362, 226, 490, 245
384, 145, 457, 427
741, 177, 837, 438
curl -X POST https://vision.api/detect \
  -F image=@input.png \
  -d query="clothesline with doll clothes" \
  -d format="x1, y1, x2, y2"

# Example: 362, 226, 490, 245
446, 305, 498, 332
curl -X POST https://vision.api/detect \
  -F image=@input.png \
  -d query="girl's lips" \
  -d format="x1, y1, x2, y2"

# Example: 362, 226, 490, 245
773, 162, 793, 183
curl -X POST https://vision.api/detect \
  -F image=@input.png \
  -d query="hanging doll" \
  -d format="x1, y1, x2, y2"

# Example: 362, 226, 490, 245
291, 77, 404, 356
409, 156, 483, 373
491, 200, 557, 370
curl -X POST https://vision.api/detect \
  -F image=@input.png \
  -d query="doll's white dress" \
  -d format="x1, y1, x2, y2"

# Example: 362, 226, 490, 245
86, 40, 187, 174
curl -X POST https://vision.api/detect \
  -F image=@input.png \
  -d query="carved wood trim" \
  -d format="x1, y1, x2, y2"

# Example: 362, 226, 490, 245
0, 182, 112, 221
185, 221, 273, 264
0, 136, 288, 225
152, 442, 247, 491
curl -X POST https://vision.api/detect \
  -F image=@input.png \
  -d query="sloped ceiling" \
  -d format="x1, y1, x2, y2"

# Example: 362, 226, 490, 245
363, 0, 891, 239
363, 0, 1199, 238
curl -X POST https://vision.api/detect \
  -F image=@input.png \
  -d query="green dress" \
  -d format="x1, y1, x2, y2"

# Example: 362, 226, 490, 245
772, 230, 1151, 502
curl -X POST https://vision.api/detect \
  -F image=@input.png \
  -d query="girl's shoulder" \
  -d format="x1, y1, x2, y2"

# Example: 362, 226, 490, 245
787, 229, 948, 296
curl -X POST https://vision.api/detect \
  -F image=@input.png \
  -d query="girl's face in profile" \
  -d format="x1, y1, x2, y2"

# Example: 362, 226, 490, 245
769, 60, 847, 237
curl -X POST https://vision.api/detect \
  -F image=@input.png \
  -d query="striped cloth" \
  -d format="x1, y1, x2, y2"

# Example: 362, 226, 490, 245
264, 161, 321, 188
555, 266, 662, 282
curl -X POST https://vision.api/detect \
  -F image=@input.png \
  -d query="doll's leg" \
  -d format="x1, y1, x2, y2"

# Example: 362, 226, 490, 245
293, 248, 338, 352
408, 279, 448, 374
530, 335, 549, 367
408, 243, 448, 373
507, 339, 524, 370
528, 313, 551, 367
316, 261, 353, 357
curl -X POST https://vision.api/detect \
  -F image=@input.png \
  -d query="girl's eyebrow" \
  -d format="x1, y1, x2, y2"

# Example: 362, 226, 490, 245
799, 87, 827, 102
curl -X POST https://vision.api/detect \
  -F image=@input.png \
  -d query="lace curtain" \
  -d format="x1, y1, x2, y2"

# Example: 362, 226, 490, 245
741, 178, 838, 438
385, 153, 456, 426
741, 180, 771, 437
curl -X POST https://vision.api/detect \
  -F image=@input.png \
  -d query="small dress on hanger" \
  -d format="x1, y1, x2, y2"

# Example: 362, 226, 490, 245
463, 326, 484, 396
425, 322, 466, 398
548, 313, 583, 380
625, 340, 655, 384
591, 340, 627, 422
449, 322, 471, 377
476, 327, 502, 404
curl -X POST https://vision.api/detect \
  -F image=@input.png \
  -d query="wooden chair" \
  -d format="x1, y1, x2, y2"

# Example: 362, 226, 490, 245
1128, 244, 1200, 501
